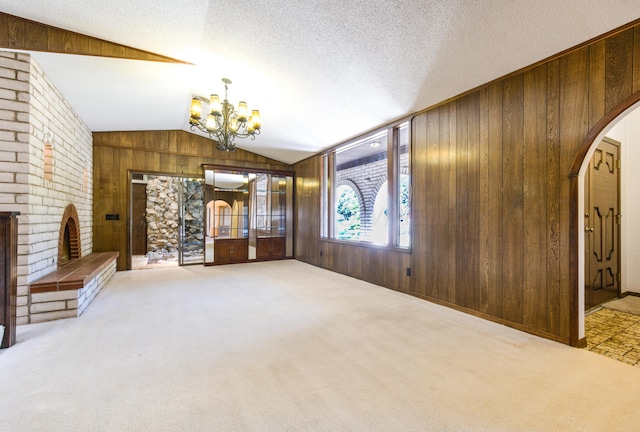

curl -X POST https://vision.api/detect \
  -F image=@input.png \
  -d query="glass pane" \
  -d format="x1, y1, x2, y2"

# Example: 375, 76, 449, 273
334, 130, 388, 242
271, 175, 286, 237
179, 177, 204, 265
286, 176, 294, 256
321, 155, 328, 238
397, 123, 410, 247
204, 169, 214, 263
212, 171, 249, 239
256, 174, 270, 236
248, 173, 257, 259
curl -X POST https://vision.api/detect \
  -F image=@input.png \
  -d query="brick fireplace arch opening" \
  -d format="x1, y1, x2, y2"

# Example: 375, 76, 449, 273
58, 204, 81, 268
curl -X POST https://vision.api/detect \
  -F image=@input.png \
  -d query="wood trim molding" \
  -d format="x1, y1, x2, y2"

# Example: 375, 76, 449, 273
0, 12, 190, 64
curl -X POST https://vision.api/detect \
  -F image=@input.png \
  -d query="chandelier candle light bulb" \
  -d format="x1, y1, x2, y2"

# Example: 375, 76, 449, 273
188, 78, 261, 152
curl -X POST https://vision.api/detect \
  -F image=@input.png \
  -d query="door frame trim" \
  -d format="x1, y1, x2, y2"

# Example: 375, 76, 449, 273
570, 91, 640, 346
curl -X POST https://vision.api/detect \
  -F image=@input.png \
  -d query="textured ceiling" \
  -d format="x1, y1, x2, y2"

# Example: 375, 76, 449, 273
1, 1, 639, 164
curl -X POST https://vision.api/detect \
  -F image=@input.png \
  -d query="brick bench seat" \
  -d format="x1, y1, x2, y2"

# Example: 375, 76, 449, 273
28, 252, 119, 323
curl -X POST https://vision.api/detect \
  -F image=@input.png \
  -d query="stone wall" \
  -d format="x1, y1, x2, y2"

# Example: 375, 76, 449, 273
0, 51, 93, 324
182, 178, 204, 258
146, 176, 179, 259
145, 176, 203, 260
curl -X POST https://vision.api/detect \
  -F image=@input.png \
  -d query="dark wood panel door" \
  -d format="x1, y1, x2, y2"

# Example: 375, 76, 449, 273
257, 237, 286, 260
131, 183, 147, 255
584, 138, 620, 310
214, 240, 231, 264
214, 238, 248, 264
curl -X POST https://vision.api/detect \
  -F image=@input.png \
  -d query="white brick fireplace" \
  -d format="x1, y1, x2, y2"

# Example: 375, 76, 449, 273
0, 51, 93, 324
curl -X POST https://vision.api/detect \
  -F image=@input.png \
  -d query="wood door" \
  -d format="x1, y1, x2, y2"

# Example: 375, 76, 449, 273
131, 183, 147, 255
584, 138, 620, 310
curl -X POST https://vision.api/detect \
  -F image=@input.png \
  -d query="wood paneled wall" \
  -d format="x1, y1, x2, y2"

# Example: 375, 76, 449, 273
0, 12, 187, 63
93, 130, 291, 270
294, 22, 640, 345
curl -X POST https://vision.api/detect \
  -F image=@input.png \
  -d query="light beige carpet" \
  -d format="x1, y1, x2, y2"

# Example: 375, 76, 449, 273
1, 260, 640, 431
603, 295, 640, 315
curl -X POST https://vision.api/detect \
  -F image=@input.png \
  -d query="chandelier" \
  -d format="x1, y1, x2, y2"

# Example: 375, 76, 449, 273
188, 78, 261, 152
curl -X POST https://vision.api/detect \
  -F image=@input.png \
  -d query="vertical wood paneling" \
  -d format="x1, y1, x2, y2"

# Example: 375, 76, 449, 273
523, 65, 548, 331
589, 41, 606, 129
486, 83, 504, 318
436, 105, 451, 302
633, 27, 640, 93
605, 29, 634, 112
559, 47, 590, 339
411, 113, 428, 297
546, 59, 561, 336
467, 92, 481, 311
425, 110, 440, 298
455, 98, 470, 308
446, 103, 458, 305
501, 75, 525, 324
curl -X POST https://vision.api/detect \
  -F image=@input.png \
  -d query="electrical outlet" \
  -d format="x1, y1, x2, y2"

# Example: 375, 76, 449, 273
406, 267, 411, 276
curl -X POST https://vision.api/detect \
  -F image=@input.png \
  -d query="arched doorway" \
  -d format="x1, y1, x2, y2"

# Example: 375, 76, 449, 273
571, 94, 640, 343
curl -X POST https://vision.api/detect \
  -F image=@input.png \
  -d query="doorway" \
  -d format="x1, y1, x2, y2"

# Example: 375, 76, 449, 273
577, 101, 640, 360
130, 173, 204, 269
584, 138, 621, 311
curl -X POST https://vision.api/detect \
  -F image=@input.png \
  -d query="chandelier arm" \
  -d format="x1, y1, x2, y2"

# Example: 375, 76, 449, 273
188, 77, 260, 152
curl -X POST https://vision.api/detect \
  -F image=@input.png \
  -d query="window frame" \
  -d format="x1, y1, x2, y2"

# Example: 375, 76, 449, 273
320, 118, 411, 252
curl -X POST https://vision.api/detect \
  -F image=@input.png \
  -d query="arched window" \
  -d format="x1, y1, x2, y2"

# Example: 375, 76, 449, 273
335, 184, 361, 239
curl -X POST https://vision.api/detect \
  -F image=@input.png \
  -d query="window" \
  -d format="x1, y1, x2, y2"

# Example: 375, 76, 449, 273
322, 121, 410, 248
335, 184, 361, 240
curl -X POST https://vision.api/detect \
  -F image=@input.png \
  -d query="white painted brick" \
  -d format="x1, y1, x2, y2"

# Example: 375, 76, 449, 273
0, 68, 16, 80
16, 295, 28, 307
16, 71, 29, 82
16, 92, 29, 103
0, 56, 30, 72
31, 301, 67, 313
0, 151, 15, 161
0, 141, 28, 152
0, 130, 15, 141
0, 77, 28, 92
30, 309, 77, 323
66, 299, 78, 309
0, 109, 15, 120
0, 193, 16, 204
0, 182, 28, 193
31, 290, 78, 303
0, 88, 17, 100
16, 305, 28, 317
16, 316, 28, 326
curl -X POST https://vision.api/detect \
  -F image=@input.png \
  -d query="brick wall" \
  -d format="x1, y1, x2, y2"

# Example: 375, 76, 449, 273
335, 152, 408, 242
0, 51, 93, 324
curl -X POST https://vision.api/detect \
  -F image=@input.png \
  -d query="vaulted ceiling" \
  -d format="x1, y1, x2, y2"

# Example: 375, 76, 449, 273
1, 1, 639, 164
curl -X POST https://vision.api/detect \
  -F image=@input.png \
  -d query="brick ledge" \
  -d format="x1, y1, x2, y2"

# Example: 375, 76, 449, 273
30, 252, 119, 293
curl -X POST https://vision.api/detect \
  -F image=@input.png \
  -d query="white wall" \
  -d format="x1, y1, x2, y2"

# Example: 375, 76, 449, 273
0, 51, 93, 324
607, 107, 640, 293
